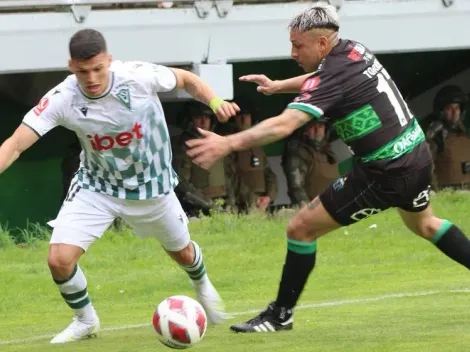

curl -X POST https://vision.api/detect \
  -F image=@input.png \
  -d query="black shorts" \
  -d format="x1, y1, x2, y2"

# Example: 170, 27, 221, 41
320, 161, 432, 226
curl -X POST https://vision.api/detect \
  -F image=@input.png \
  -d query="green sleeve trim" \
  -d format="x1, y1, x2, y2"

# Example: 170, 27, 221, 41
287, 102, 323, 120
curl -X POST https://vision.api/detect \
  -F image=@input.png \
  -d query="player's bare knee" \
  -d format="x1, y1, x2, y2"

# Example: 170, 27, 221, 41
286, 214, 317, 241
47, 244, 82, 278
47, 252, 77, 278
414, 216, 442, 240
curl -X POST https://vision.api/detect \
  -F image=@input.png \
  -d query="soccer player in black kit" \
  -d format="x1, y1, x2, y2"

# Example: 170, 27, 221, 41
185, 3, 470, 333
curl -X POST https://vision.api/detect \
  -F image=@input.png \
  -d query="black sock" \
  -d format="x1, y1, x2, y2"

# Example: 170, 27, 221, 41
432, 220, 470, 269
275, 238, 317, 310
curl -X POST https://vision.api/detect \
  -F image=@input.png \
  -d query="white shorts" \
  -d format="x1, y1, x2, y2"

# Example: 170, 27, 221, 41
48, 188, 190, 252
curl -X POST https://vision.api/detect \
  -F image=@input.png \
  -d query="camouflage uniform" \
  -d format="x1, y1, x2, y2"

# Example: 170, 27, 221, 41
230, 96, 278, 211
426, 119, 467, 160
234, 147, 278, 211
172, 102, 238, 216
282, 122, 339, 207
425, 85, 470, 189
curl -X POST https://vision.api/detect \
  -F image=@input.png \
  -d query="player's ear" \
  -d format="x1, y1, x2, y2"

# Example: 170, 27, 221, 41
68, 59, 74, 73
107, 54, 113, 67
318, 35, 328, 50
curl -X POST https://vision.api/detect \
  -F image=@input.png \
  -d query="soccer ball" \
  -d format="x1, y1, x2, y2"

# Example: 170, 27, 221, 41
153, 295, 207, 349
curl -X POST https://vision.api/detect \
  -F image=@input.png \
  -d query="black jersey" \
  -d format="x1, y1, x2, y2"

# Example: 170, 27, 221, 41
288, 39, 431, 173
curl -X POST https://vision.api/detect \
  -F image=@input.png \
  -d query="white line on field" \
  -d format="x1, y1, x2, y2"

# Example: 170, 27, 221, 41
1, 288, 469, 346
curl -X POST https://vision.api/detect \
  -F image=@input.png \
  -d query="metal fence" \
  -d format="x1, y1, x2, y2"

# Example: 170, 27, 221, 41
0, 0, 445, 13
0, 0, 359, 10
0, 0, 303, 7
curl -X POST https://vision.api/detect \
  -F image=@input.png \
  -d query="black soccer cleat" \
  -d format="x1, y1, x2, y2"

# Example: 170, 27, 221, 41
230, 302, 293, 333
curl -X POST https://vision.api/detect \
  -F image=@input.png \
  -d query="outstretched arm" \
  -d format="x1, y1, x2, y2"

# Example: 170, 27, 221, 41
227, 109, 311, 151
239, 73, 313, 95
0, 124, 40, 174
187, 65, 341, 170
186, 109, 313, 169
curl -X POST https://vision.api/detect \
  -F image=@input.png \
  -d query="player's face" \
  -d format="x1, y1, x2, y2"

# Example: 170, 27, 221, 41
290, 30, 329, 72
444, 103, 461, 124
69, 52, 112, 97
235, 113, 252, 131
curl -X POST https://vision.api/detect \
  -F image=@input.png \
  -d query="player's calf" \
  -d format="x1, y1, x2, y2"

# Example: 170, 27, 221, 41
401, 209, 470, 270
48, 244, 99, 343
277, 197, 339, 309
168, 241, 227, 324
429, 219, 470, 270
49, 261, 100, 344
230, 198, 338, 333
228, 235, 310, 333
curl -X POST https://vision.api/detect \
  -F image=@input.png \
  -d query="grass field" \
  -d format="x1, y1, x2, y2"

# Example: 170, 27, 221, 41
1, 192, 470, 352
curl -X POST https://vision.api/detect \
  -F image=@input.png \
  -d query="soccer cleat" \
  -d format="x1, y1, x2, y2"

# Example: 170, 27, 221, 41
50, 315, 100, 344
230, 302, 293, 333
192, 278, 227, 325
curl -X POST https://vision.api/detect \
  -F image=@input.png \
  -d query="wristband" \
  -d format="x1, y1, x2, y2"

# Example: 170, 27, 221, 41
209, 97, 224, 113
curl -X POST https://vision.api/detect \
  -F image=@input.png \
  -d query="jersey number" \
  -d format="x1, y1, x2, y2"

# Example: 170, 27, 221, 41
376, 69, 413, 127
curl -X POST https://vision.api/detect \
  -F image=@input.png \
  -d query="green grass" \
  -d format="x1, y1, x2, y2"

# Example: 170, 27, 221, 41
2, 192, 470, 351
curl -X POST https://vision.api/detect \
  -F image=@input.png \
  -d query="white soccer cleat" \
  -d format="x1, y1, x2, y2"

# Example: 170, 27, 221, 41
192, 278, 227, 325
50, 316, 100, 344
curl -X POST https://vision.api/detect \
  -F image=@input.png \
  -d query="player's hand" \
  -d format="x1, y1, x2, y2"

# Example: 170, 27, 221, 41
185, 129, 232, 170
239, 74, 279, 95
209, 98, 239, 123
214, 101, 240, 123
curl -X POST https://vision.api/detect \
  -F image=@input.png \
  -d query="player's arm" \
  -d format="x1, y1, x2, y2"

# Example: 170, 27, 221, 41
186, 68, 341, 170
170, 68, 221, 108
170, 68, 238, 121
239, 73, 314, 95
131, 61, 238, 121
0, 124, 39, 174
275, 73, 316, 93
228, 68, 342, 151
0, 88, 64, 175
227, 109, 312, 152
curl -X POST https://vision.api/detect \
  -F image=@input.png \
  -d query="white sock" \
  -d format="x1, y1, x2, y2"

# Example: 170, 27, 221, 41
54, 265, 96, 323
180, 241, 208, 284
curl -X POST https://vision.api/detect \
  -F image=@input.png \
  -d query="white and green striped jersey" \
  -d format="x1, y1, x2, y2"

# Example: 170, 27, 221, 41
22, 60, 179, 200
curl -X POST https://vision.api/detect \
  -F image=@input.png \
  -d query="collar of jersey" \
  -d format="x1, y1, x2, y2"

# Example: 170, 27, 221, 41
77, 72, 115, 100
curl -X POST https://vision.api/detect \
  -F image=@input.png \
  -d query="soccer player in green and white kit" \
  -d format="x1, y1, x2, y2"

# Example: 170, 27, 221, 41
0, 29, 238, 343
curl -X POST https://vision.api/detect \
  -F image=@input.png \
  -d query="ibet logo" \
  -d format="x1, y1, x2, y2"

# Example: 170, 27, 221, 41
87, 122, 143, 151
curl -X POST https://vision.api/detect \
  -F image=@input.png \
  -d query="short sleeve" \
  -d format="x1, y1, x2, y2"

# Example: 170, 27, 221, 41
287, 69, 343, 120
22, 88, 65, 137
127, 61, 177, 94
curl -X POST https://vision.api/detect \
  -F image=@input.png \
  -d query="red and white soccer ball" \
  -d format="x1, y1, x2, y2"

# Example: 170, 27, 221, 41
153, 295, 207, 349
